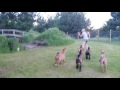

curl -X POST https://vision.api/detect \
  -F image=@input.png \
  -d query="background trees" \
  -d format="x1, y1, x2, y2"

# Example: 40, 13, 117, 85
0, 12, 91, 33
0, 12, 35, 31
101, 12, 120, 31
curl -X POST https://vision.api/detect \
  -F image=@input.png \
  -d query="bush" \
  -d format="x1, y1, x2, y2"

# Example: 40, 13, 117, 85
0, 37, 10, 53
36, 27, 75, 46
0, 35, 6, 42
23, 30, 40, 43
0, 37, 25, 53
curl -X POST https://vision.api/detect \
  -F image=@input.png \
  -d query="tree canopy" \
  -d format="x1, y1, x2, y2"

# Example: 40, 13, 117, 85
0, 12, 91, 33
43, 12, 91, 33
0, 12, 35, 31
102, 12, 120, 31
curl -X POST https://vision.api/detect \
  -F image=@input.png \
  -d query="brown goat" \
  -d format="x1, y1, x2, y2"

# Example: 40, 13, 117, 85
76, 45, 84, 72
99, 50, 107, 73
55, 48, 66, 66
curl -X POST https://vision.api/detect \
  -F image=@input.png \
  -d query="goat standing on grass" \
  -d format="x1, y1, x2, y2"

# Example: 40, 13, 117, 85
99, 50, 107, 73
55, 48, 66, 67
85, 47, 91, 60
76, 45, 84, 72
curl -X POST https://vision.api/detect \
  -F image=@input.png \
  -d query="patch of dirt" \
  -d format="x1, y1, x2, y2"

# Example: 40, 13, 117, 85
22, 43, 47, 49
0, 68, 8, 75
22, 44, 40, 49
26, 44, 38, 49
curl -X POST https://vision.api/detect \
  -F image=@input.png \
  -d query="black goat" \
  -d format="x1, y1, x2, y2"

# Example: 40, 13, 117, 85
85, 47, 91, 60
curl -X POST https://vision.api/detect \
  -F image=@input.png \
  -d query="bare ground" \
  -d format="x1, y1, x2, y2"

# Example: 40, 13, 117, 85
22, 43, 40, 49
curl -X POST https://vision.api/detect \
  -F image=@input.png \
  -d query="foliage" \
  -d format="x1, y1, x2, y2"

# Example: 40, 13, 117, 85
0, 36, 9, 53
0, 12, 35, 31
0, 12, 91, 33
42, 12, 91, 33
58, 12, 91, 33
36, 27, 75, 46
33, 16, 46, 32
0, 37, 24, 53
15, 12, 35, 31
22, 30, 40, 43
0, 35, 6, 42
102, 12, 120, 31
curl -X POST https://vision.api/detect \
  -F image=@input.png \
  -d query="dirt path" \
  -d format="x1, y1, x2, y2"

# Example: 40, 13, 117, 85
22, 43, 39, 49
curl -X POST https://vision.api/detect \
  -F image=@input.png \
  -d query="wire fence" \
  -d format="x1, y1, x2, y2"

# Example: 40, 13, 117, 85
67, 30, 120, 43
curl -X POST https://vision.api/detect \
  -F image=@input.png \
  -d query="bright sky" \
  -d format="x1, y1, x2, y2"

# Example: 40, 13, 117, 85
85, 12, 112, 29
40, 12, 112, 29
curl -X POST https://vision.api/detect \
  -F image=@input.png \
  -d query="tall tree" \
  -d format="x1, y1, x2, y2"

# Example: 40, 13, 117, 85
0, 12, 18, 29
41, 12, 91, 33
34, 16, 46, 32
58, 12, 91, 33
15, 12, 35, 31
0, 12, 35, 31
102, 12, 120, 31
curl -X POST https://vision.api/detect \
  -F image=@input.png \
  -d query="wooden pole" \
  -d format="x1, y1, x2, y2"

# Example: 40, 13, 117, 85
77, 32, 80, 39
2, 29, 3, 35
98, 30, 99, 40
13, 30, 15, 37
110, 29, 111, 43
67, 32, 68, 35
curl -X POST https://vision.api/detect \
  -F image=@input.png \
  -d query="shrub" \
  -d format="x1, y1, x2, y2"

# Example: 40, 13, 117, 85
0, 37, 9, 53
0, 37, 25, 53
0, 35, 6, 42
36, 27, 75, 46
23, 30, 40, 43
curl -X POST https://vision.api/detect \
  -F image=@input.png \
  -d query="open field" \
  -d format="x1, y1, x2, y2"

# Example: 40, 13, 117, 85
0, 40, 120, 78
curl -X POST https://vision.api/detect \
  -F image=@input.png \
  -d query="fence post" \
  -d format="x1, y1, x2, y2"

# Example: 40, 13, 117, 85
66, 32, 68, 35
2, 29, 3, 34
13, 29, 15, 37
110, 29, 111, 43
77, 32, 80, 39
98, 30, 99, 40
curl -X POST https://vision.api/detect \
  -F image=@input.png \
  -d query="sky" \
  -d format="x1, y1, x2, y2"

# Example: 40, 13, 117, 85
85, 12, 112, 29
40, 12, 112, 29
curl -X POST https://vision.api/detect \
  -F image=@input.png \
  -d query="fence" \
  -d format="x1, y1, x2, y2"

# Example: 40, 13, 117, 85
67, 30, 120, 43
0, 29, 26, 43
0, 29, 25, 38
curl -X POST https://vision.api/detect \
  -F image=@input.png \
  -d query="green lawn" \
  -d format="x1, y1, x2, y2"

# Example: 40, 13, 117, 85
0, 40, 120, 78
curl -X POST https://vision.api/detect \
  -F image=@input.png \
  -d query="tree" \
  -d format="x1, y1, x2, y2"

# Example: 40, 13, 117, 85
57, 12, 91, 33
0, 12, 91, 33
0, 12, 35, 31
15, 12, 35, 31
39, 12, 91, 33
45, 17, 58, 29
34, 16, 46, 32
102, 12, 120, 31
0, 12, 18, 29
34, 12, 60, 32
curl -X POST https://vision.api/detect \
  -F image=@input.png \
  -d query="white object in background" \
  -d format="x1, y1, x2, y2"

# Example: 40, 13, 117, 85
17, 47, 20, 51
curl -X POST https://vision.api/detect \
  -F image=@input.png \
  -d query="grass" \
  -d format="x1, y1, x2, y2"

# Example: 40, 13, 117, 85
90, 37, 120, 45
0, 40, 120, 78
36, 27, 75, 46
0, 37, 25, 53
23, 30, 40, 43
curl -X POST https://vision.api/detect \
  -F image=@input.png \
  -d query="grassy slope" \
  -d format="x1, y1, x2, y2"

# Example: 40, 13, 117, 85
0, 40, 120, 78
36, 28, 75, 46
